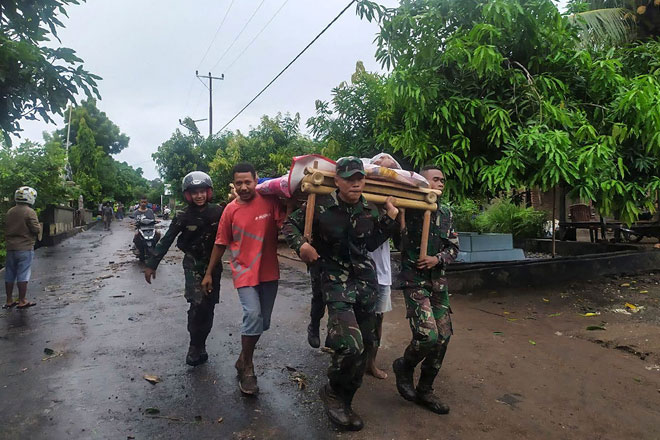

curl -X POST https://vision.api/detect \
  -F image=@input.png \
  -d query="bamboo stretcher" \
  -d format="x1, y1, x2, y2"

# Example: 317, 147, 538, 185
301, 164, 439, 258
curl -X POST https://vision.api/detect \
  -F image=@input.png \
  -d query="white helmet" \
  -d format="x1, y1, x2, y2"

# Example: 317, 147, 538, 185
15, 186, 37, 205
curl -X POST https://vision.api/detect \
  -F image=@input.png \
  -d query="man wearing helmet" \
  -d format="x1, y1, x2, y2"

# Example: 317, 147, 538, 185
143, 171, 224, 366
4, 186, 42, 309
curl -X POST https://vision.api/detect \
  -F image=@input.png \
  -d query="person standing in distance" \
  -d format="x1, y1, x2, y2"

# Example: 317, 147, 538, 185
4, 186, 41, 309
392, 165, 459, 415
202, 163, 284, 396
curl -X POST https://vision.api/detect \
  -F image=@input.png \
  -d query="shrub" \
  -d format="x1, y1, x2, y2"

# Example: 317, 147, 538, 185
450, 198, 481, 232
474, 200, 547, 239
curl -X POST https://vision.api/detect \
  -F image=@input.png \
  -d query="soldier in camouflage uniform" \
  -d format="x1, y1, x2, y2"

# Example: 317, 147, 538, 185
144, 171, 223, 367
392, 165, 459, 415
283, 157, 399, 431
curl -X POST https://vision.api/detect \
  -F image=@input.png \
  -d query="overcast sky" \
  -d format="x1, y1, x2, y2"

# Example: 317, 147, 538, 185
15, 0, 399, 179
16, 0, 568, 180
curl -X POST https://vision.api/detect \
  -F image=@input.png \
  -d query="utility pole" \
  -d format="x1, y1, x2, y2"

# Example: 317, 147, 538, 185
195, 71, 224, 137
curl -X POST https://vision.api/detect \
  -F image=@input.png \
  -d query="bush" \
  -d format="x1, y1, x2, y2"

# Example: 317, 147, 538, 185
474, 200, 547, 239
450, 198, 481, 232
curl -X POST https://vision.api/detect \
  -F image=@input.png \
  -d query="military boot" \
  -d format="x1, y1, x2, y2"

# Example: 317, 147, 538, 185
307, 321, 321, 348
186, 345, 207, 366
392, 357, 417, 401
319, 384, 353, 429
415, 367, 450, 414
343, 388, 364, 431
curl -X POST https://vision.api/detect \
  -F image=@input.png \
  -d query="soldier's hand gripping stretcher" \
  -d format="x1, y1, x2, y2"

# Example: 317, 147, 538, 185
297, 195, 399, 264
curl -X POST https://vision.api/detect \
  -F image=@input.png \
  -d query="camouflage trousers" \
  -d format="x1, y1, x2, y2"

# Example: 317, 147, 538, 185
183, 254, 221, 348
183, 254, 221, 305
326, 300, 377, 396
309, 266, 325, 323
402, 281, 453, 372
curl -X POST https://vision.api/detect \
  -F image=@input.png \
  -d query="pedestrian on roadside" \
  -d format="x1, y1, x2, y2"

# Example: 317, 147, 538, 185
144, 172, 224, 366
202, 163, 285, 396
4, 186, 41, 310
102, 202, 114, 230
283, 157, 399, 431
392, 165, 459, 415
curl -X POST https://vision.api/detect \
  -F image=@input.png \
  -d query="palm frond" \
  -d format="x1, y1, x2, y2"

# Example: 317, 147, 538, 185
566, 7, 637, 48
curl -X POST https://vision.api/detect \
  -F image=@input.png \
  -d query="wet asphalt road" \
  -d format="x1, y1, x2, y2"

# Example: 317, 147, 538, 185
1, 220, 332, 440
2, 220, 660, 440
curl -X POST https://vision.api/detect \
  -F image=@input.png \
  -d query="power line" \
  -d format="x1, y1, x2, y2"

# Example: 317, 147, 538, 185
196, 0, 237, 70
224, 0, 290, 73
209, 0, 267, 72
218, 0, 357, 133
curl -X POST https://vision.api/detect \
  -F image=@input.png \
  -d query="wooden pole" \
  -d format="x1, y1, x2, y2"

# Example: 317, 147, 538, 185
303, 193, 316, 242
420, 210, 431, 258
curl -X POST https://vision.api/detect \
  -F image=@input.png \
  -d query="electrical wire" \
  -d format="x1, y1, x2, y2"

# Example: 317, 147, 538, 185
218, 0, 357, 133
223, 0, 290, 73
209, 0, 267, 72
196, 0, 236, 70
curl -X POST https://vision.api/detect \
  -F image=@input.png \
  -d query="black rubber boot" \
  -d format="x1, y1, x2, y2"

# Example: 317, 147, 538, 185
186, 345, 207, 366
416, 366, 450, 414
319, 384, 353, 429
307, 321, 321, 348
343, 388, 364, 431
392, 357, 417, 401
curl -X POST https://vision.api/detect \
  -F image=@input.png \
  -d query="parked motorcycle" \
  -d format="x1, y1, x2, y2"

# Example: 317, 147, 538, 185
162, 207, 171, 220
134, 216, 159, 261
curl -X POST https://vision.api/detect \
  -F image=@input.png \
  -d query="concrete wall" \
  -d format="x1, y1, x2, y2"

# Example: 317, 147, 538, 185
40, 205, 96, 246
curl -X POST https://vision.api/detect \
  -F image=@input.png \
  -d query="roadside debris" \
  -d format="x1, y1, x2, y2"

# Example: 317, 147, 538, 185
143, 374, 161, 385
586, 325, 606, 331
581, 312, 600, 317
529, 340, 536, 345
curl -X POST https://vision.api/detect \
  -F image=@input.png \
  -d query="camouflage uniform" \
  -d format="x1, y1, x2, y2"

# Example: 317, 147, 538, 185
283, 191, 397, 400
309, 262, 325, 325
399, 204, 459, 373
146, 204, 223, 349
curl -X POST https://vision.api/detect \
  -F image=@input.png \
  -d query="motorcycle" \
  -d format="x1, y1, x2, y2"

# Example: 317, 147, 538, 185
162, 207, 171, 220
134, 216, 159, 261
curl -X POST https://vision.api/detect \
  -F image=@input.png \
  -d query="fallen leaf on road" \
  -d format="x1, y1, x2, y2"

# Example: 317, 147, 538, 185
21, 367, 28, 372
620, 283, 631, 287
506, 318, 518, 322
111, 295, 125, 298
548, 313, 562, 317
143, 375, 161, 385
554, 331, 563, 336
217, 417, 224, 424
581, 312, 600, 317
612, 308, 632, 315
529, 340, 536, 345
640, 290, 649, 294
289, 371, 308, 390
144, 407, 160, 415
625, 303, 640, 312
542, 298, 550, 302
194, 415, 202, 422
493, 331, 503, 336
44, 348, 55, 355
586, 325, 606, 331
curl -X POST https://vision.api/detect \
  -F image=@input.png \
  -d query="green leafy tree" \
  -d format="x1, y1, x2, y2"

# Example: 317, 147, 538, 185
57, 99, 129, 154
68, 117, 103, 205
356, 0, 660, 224
307, 61, 403, 162
0, 0, 101, 142
209, 113, 318, 200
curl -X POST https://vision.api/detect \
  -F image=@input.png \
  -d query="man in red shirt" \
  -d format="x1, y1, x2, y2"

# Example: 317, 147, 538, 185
202, 163, 284, 396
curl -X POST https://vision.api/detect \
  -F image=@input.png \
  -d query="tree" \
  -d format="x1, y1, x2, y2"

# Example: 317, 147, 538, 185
307, 61, 402, 161
209, 113, 319, 200
68, 117, 103, 204
355, 0, 660, 223
56, 99, 129, 155
565, 0, 660, 47
0, 0, 101, 142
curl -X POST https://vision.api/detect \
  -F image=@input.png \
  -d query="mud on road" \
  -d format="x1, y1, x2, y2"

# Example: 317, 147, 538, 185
1, 220, 659, 440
